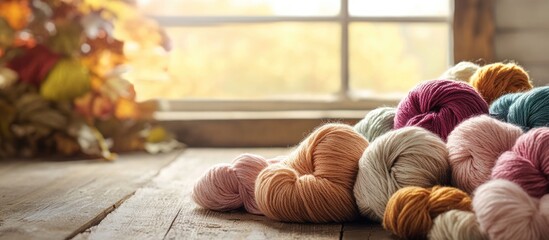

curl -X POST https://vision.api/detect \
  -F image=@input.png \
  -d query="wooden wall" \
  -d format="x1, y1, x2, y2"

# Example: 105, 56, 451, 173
495, 0, 549, 85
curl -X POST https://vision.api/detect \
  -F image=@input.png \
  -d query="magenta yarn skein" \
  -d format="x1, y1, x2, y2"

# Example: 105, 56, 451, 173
447, 115, 523, 193
492, 127, 549, 198
192, 153, 281, 214
395, 80, 489, 141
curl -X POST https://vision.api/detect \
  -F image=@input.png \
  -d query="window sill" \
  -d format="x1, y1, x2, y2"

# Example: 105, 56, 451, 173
157, 110, 370, 147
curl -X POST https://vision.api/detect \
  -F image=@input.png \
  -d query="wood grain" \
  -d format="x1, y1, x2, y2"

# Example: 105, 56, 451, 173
342, 220, 396, 240
453, 0, 495, 63
73, 148, 347, 240
0, 151, 182, 240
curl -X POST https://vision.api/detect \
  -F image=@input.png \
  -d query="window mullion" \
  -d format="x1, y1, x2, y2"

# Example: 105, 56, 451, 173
340, 0, 350, 98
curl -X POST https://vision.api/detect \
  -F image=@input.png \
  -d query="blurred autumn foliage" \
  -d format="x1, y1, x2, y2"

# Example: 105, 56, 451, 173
0, 0, 182, 160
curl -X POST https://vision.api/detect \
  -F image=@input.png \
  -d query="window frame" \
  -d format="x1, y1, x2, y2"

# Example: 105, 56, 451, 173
148, 0, 495, 147
148, 0, 453, 111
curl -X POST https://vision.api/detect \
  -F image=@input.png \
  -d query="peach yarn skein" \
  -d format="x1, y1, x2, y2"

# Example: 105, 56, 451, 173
255, 123, 368, 223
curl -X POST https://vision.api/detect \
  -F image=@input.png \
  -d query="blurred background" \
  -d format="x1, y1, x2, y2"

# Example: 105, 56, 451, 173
129, 0, 450, 100
3, 0, 548, 151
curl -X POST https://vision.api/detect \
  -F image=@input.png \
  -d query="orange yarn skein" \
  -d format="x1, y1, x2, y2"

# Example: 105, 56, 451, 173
383, 186, 472, 239
255, 123, 368, 223
469, 62, 533, 104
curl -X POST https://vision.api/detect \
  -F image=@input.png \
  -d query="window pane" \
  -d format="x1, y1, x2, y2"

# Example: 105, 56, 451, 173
138, 0, 340, 16
349, 0, 450, 17
349, 22, 449, 97
127, 23, 340, 100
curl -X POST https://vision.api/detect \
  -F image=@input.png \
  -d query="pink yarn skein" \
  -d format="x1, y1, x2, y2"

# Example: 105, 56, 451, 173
492, 127, 549, 198
447, 115, 523, 193
473, 180, 549, 240
395, 79, 489, 141
192, 153, 281, 215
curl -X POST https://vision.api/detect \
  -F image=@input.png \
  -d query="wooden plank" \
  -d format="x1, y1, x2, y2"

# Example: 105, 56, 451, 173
453, 0, 495, 63
342, 220, 395, 240
495, 31, 549, 64
74, 148, 342, 240
0, 150, 182, 240
162, 118, 361, 148
496, 0, 549, 30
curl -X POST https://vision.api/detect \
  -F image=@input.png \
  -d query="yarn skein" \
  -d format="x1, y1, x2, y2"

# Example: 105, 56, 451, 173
192, 153, 280, 215
492, 127, 549, 198
447, 115, 523, 194
395, 79, 488, 141
383, 186, 472, 240
440, 61, 480, 82
255, 123, 368, 223
428, 210, 487, 240
353, 126, 449, 221
353, 107, 396, 143
508, 86, 549, 131
473, 179, 549, 240
489, 93, 522, 121
469, 62, 532, 104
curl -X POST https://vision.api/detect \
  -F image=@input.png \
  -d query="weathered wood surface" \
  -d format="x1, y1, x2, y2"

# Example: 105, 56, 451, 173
1, 148, 391, 240
342, 220, 395, 240
74, 148, 346, 240
0, 151, 182, 240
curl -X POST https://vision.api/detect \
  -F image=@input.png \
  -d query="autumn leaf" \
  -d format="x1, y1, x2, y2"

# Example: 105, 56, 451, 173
47, 19, 83, 56
0, 18, 15, 49
0, 0, 31, 31
74, 92, 94, 120
7, 44, 61, 86
146, 126, 168, 143
114, 97, 138, 120
76, 124, 116, 160
91, 93, 114, 120
40, 58, 91, 101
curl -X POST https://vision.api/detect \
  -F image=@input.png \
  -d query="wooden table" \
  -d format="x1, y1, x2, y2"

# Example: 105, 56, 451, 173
0, 149, 393, 240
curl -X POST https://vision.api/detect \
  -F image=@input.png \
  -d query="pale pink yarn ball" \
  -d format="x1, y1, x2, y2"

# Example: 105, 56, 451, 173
192, 153, 280, 215
447, 115, 522, 193
473, 179, 549, 240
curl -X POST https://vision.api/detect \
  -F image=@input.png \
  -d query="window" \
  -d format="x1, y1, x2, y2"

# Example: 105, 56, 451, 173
132, 0, 450, 105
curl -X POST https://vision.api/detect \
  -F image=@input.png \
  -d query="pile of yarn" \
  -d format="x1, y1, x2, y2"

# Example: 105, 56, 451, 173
190, 61, 549, 239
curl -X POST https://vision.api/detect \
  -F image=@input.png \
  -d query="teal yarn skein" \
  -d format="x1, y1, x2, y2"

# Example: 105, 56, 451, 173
354, 107, 396, 143
508, 87, 549, 130
489, 93, 522, 121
